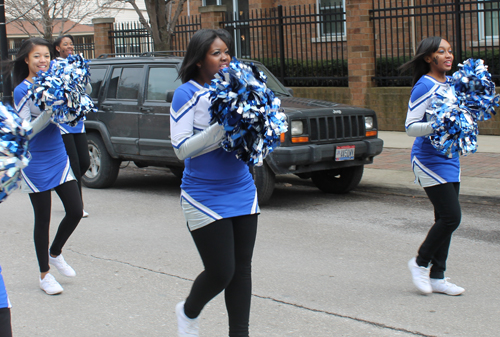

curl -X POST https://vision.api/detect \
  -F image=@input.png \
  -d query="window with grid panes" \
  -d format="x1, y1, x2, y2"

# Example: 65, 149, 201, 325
318, 0, 346, 36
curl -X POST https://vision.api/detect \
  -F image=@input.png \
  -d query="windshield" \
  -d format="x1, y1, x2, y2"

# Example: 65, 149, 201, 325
246, 62, 291, 97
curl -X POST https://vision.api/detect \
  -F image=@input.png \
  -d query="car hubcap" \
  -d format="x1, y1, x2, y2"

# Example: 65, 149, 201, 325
86, 144, 101, 178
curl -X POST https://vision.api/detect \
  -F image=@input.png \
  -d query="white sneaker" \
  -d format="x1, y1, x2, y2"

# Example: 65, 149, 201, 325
49, 253, 76, 277
82, 210, 89, 218
408, 257, 432, 294
431, 278, 465, 296
176, 301, 199, 337
40, 273, 63, 295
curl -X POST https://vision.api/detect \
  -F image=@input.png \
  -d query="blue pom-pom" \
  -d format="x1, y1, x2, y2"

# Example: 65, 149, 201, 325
0, 103, 32, 202
208, 58, 288, 166
452, 58, 499, 121
427, 58, 499, 158
29, 54, 96, 126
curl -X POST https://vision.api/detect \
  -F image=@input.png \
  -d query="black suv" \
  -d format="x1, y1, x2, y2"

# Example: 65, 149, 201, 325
84, 54, 383, 203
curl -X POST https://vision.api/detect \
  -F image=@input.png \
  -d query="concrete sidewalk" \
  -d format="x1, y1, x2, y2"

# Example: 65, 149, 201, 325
359, 131, 500, 204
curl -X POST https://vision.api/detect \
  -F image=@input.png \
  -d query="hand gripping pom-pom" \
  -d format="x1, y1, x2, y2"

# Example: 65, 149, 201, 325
0, 103, 32, 202
29, 54, 97, 126
208, 58, 288, 166
427, 58, 499, 158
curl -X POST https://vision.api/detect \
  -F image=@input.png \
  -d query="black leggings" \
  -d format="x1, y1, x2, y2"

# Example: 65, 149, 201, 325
0, 308, 12, 337
417, 182, 461, 279
29, 180, 83, 273
62, 133, 90, 195
184, 214, 258, 337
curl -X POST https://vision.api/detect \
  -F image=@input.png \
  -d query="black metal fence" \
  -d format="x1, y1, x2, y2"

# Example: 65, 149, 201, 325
110, 21, 153, 56
371, 0, 500, 86
220, 4, 348, 87
109, 16, 201, 57
74, 42, 95, 59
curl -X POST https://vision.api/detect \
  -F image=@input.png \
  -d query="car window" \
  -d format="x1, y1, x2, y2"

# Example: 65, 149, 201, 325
106, 66, 143, 100
89, 67, 107, 99
146, 66, 181, 101
253, 63, 290, 97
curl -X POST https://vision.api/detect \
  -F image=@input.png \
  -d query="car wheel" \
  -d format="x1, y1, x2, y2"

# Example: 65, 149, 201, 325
251, 161, 275, 205
82, 132, 121, 188
311, 165, 364, 194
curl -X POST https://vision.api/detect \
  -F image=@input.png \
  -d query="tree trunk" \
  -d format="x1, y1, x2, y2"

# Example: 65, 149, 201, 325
154, 27, 172, 51
41, 0, 52, 41
144, 0, 186, 51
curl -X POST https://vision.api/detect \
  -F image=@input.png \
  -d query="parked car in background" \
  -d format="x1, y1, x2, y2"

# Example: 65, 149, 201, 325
84, 53, 383, 204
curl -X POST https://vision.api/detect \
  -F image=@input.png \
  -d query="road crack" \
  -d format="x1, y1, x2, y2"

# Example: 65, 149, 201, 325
69, 249, 436, 337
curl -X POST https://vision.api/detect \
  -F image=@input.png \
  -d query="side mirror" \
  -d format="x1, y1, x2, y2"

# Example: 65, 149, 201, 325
166, 90, 175, 103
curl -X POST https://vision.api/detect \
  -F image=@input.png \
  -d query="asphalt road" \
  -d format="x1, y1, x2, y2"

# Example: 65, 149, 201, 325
1, 165, 499, 336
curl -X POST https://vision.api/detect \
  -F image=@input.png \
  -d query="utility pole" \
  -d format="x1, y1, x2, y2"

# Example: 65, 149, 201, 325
0, 0, 12, 105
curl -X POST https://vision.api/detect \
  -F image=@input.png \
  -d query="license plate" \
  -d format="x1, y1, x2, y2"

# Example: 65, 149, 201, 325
335, 145, 355, 161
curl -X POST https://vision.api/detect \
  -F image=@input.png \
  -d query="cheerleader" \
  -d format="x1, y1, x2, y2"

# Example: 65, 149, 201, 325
12, 38, 83, 295
53, 34, 91, 218
171, 29, 259, 337
400, 36, 464, 296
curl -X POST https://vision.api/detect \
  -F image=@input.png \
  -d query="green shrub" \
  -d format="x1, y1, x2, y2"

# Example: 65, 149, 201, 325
252, 57, 348, 87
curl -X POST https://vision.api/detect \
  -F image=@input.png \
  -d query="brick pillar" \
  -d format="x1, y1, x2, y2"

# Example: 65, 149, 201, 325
346, 0, 375, 109
92, 18, 115, 57
250, 0, 274, 10
199, 5, 227, 29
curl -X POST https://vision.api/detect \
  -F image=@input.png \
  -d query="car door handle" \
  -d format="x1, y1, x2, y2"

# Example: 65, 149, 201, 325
101, 104, 112, 111
140, 107, 152, 113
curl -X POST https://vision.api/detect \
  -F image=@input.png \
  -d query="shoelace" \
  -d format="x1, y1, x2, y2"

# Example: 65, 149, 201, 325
43, 275, 58, 286
440, 277, 456, 287
185, 320, 198, 333
53, 256, 69, 268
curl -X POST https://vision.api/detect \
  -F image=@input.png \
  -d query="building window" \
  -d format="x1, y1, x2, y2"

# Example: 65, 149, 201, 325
482, 0, 499, 38
318, 0, 346, 36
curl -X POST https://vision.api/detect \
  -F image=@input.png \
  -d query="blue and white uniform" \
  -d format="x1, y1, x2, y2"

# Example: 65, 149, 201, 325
405, 75, 460, 187
170, 80, 259, 231
0, 265, 10, 309
14, 80, 75, 193
59, 120, 85, 135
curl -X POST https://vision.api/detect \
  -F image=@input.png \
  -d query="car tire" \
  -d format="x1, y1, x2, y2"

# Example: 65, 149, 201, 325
311, 165, 364, 194
82, 132, 121, 188
251, 161, 275, 205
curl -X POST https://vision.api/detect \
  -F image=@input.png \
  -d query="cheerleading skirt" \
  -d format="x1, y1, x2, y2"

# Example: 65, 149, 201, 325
411, 138, 460, 188
21, 149, 75, 193
180, 173, 259, 231
0, 266, 10, 309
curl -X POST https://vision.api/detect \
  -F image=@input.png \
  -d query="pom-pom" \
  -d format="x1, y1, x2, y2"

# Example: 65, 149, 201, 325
0, 103, 32, 202
29, 53, 96, 126
427, 58, 499, 158
452, 58, 499, 121
208, 58, 288, 166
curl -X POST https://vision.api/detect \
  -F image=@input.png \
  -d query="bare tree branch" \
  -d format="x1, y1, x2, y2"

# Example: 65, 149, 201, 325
168, 0, 187, 35
5, 0, 124, 40
124, 0, 153, 37
118, 0, 187, 51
